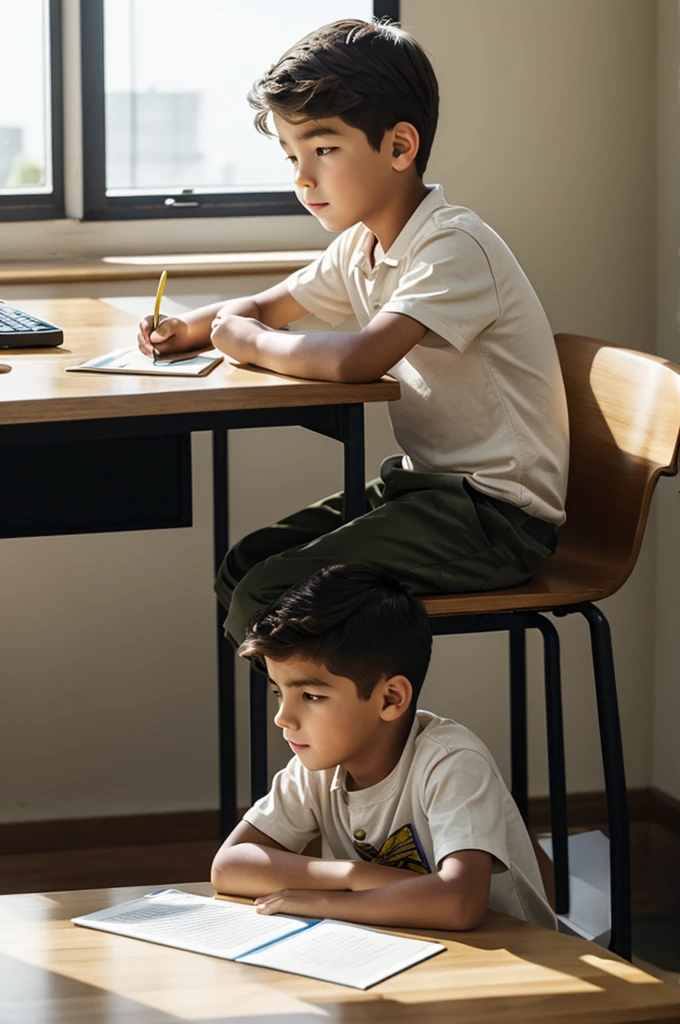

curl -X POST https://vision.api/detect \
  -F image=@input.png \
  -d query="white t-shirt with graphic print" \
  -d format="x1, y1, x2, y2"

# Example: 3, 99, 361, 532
243, 709, 556, 930
286, 184, 569, 526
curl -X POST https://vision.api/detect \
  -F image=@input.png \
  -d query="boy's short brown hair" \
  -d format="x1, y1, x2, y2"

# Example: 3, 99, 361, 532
248, 19, 439, 177
239, 563, 432, 704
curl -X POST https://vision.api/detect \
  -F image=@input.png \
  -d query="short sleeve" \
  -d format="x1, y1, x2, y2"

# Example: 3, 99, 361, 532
381, 228, 500, 353
423, 749, 510, 871
242, 756, 320, 853
285, 229, 356, 327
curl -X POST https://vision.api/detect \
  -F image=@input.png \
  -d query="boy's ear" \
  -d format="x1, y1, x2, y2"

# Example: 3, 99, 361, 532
379, 674, 413, 721
390, 121, 420, 172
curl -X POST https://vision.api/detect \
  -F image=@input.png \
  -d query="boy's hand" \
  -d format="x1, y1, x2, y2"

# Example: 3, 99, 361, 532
254, 888, 346, 919
209, 311, 263, 361
137, 313, 197, 359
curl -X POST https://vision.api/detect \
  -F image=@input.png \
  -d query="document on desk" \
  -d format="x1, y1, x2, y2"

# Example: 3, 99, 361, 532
72, 888, 444, 989
66, 347, 223, 377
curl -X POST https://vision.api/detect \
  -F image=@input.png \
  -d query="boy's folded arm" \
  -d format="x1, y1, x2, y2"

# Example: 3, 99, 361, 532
211, 820, 408, 898
334, 312, 429, 382
161, 282, 308, 351
340, 849, 493, 930
255, 850, 493, 932
212, 310, 427, 382
211, 842, 362, 897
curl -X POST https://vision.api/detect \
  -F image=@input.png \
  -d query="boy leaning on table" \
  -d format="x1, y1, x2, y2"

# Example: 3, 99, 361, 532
137, 19, 569, 649
210, 564, 556, 933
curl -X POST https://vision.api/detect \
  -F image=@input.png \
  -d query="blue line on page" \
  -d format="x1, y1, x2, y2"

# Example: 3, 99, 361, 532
93, 352, 127, 368
234, 918, 321, 960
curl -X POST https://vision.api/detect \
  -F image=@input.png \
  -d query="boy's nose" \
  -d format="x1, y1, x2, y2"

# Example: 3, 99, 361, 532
293, 162, 315, 190
274, 703, 298, 731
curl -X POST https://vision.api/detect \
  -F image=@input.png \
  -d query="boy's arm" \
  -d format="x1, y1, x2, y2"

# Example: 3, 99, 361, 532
253, 849, 493, 932
212, 825, 492, 930
211, 821, 408, 897
137, 281, 309, 358
209, 309, 428, 383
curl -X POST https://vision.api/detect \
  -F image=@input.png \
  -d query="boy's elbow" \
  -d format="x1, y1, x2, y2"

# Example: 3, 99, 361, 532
448, 890, 488, 931
334, 345, 384, 384
452, 901, 486, 931
437, 878, 487, 931
210, 848, 232, 892
209, 842, 248, 892
210, 841, 273, 896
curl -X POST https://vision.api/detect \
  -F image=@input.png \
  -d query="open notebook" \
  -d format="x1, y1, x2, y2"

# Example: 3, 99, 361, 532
71, 888, 444, 990
66, 347, 223, 377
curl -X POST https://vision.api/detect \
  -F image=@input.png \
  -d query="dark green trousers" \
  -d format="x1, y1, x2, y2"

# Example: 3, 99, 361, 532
215, 456, 556, 647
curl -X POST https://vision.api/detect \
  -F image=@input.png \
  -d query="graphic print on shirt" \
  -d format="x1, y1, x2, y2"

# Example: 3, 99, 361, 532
352, 823, 431, 874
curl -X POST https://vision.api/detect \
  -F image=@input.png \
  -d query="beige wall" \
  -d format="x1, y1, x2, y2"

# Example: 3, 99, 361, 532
0, 0, 661, 822
653, 0, 680, 802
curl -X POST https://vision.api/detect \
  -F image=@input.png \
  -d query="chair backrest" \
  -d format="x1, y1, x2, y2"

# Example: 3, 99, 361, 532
555, 334, 680, 589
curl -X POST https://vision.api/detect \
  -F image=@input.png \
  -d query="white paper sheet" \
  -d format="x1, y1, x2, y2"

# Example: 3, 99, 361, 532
238, 918, 445, 989
72, 888, 310, 959
72, 889, 445, 989
538, 830, 611, 944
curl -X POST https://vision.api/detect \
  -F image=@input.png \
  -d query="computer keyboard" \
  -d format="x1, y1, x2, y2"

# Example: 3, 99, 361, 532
0, 300, 64, 348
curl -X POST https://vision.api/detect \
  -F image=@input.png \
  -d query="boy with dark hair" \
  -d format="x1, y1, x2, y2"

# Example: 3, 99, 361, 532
138, 19, 569, 649
210, 564, 556, 933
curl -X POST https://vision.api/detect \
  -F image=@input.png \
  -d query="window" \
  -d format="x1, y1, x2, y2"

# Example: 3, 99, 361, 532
0, 0, 63, 220
82, 0, 400, 220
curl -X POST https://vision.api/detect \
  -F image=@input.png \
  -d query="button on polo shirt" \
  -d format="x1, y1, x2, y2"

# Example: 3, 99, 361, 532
286, 185, 569, 525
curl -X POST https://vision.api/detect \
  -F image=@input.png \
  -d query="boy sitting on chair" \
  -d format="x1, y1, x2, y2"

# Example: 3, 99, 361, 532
210, 564, 556, 932
138, 19, 569, 648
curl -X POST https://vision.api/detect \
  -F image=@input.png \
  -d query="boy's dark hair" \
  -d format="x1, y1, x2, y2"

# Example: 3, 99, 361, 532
248, 20, 439, 177
239, 563, 432, 704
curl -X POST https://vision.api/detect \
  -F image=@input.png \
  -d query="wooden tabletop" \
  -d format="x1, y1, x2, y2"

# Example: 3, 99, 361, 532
1, 883, 679, 1023
0, 298, 399, 426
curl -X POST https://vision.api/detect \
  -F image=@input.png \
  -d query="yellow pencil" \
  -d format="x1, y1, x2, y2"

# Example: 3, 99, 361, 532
152, 269, 168, 362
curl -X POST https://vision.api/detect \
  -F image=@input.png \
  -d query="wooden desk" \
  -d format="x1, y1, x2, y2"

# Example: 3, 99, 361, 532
0, 298, 396, 425
1, 883, 679, 1023
0, 299, 400, 832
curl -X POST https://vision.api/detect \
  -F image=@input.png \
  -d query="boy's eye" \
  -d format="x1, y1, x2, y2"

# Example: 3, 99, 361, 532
270, 688, 282, 702
285, 147, 335, 164
302, 692, 325, 703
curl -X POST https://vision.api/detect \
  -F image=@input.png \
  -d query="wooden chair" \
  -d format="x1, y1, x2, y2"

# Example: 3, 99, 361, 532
248, 334, 680, 962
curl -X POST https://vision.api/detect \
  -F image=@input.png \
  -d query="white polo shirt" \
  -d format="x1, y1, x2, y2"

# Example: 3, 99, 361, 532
286, 185, 569, 526
244, 710, 556, 931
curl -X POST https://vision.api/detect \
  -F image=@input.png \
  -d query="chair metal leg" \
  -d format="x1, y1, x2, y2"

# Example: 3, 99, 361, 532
509, 627, 529, 826
340, 404, 367, 521
249, 662, 269, 804
529, 613, 570, 917
578, 602, 632, 961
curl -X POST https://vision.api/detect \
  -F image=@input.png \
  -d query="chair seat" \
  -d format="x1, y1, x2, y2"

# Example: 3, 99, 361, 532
420, 546, 622, 617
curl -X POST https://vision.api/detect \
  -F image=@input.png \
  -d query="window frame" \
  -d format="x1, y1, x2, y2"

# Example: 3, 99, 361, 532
0, 0, 64, 222
80, 0, 400, 221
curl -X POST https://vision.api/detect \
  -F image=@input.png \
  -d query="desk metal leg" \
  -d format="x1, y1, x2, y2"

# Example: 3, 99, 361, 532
213, 430, 236, 838
341, 404, 366, 522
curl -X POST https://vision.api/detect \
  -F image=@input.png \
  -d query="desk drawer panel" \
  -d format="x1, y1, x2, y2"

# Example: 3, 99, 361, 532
0, 434, 192, 537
